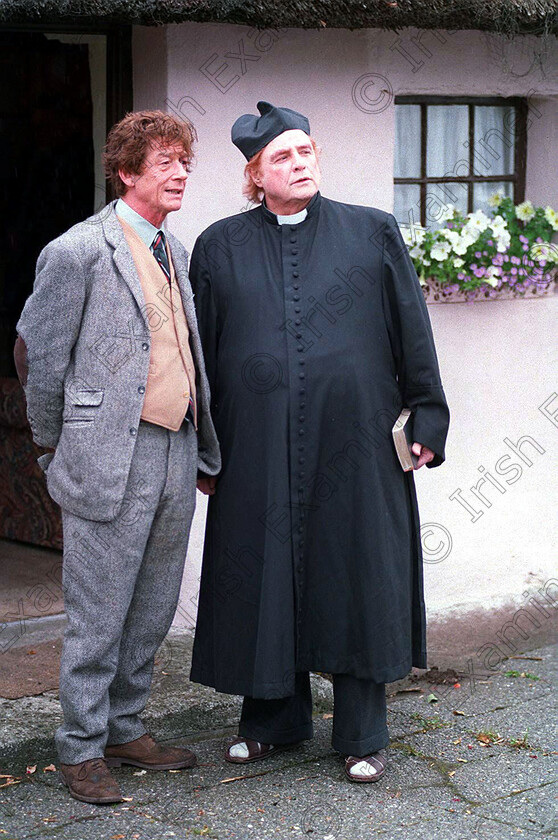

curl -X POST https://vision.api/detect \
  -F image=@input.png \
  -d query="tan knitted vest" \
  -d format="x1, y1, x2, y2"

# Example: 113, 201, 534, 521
120, 219, 197, 431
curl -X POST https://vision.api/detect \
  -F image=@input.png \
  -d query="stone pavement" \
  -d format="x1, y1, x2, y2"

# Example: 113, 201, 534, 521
0, 627, 556, 840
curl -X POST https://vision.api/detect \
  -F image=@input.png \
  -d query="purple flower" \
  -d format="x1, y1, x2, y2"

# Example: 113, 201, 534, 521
475, 251, 482, 258
522, 244, 529, 251
487, 239, 493, 246
510, 267, 517, 275
511, 256, 520, 265
519, 234, 528, 243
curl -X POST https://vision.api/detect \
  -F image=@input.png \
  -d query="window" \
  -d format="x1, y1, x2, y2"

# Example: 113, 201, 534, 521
393, 97, 527, 230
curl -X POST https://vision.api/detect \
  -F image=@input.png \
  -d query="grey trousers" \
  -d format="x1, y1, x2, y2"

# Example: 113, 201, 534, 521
239, 671, 389, 756
55, 419, 197, 764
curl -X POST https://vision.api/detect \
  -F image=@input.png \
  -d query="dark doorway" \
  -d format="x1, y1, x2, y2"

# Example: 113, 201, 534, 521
0, 25, 131, 552
0, 32, 96, 376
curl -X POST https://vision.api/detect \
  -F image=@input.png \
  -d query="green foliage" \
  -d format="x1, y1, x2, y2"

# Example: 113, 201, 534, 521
403, 195, 558, 295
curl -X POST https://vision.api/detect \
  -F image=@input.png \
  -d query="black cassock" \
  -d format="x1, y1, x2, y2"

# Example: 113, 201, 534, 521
190, 192, 449, 699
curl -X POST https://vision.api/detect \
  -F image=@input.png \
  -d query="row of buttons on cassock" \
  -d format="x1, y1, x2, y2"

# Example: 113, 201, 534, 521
287, 227, 306, 622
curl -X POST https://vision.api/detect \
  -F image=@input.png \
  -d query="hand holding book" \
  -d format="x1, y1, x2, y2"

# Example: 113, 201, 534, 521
411, 441, 435, 469
392, 409, 435, 471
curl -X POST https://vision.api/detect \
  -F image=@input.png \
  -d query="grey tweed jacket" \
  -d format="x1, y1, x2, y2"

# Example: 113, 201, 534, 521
17, 202, 221, 522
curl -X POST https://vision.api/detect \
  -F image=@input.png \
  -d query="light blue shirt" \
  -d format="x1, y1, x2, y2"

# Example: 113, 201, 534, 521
115, 198, 162, 248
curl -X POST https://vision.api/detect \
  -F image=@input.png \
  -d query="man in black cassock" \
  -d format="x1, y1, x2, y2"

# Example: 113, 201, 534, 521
191, 101, 449, 782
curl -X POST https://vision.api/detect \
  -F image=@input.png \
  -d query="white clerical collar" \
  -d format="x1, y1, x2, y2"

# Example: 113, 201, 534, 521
276, 207, 308, 226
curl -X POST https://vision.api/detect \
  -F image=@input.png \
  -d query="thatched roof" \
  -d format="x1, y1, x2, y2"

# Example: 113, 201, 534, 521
1, 0, 557, 34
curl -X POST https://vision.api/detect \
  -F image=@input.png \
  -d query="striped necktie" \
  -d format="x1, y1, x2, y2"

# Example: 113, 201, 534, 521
151, 230, 171, 282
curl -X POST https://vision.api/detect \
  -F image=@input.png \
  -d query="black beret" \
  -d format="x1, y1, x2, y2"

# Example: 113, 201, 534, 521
231, 101, 310, 160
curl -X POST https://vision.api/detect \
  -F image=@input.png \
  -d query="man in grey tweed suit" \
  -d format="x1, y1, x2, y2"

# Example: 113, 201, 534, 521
15, 111, 220, 804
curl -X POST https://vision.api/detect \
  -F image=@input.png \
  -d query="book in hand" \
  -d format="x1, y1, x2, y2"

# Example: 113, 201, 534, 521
392, 408, 419, 472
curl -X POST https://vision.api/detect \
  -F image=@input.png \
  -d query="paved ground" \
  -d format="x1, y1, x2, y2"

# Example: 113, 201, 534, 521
0, 629, 556, 840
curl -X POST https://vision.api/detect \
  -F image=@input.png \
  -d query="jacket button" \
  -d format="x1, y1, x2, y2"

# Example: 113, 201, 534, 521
138, 386, 145, 394
130, 428, 137, 436
142, 342, 149, 351
293, 271, 300, 278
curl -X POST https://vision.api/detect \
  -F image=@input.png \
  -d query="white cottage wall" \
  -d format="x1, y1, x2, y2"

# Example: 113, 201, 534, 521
132, 24, 558, 651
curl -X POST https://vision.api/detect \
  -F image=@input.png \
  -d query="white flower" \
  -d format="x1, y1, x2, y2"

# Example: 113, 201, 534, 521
441, 228, 460, 247
495, 230, 511, 252
430, 241, 452, 261
481, 266, 500, 287
401, 224, 427, 246
531, 241, 558, 264
465, 210, 490, 232
488, 191, 504, 208
490, 214, 507, 234
438, 204, 456, 222
515, 201, 535, 221
453, 229, 479, 255
409, 244, 424, 260
544, 205, 558, 231
453, 257, 464, 268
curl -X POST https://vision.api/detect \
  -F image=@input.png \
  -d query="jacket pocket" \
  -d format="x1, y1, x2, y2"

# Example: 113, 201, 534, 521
63, 388, 104, 424
71, 388, 104, 406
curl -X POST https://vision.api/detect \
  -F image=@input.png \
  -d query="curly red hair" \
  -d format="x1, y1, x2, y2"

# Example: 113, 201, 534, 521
103, 110, 197, 197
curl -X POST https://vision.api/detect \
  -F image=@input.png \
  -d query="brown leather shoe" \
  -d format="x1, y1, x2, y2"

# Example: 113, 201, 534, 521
105, 733, 196, 770
59, 758, 123, 804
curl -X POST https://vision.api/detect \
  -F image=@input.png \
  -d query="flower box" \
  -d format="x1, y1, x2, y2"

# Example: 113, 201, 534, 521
404, 196, 558, 304
423, 273, 557, 304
